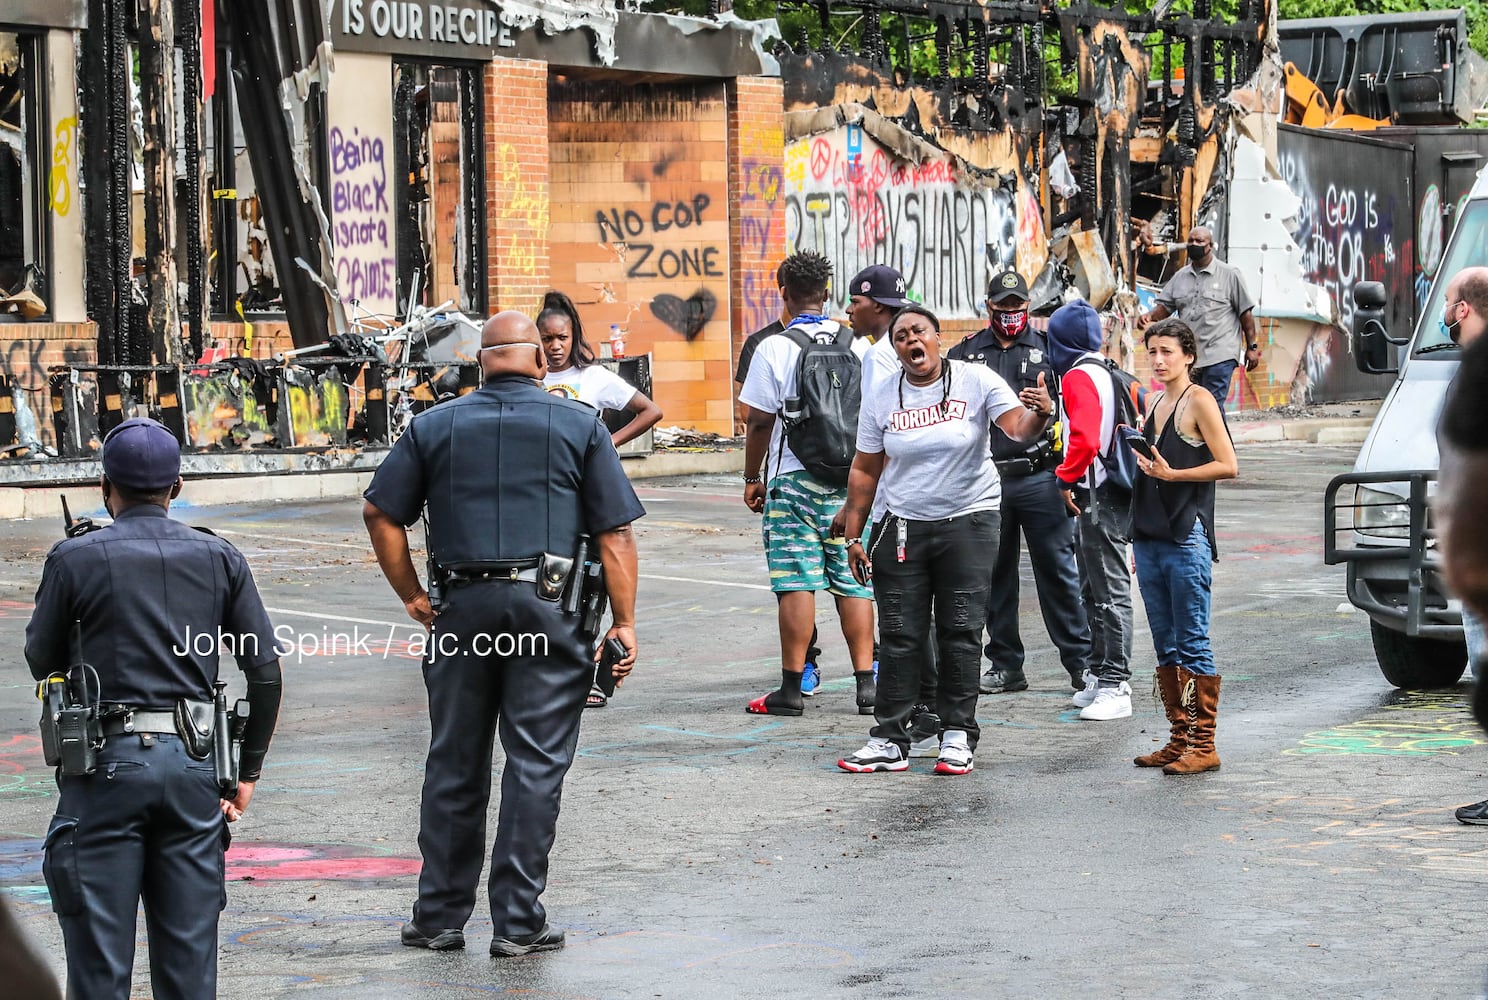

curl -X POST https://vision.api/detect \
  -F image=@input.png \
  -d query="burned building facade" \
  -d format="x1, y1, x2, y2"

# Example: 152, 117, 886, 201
3, 0, 1471, 468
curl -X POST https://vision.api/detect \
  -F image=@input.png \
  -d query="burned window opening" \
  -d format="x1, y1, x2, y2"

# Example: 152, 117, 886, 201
204, 44, 280, 319
393, 61, 486, 319
0, 30, 48, 314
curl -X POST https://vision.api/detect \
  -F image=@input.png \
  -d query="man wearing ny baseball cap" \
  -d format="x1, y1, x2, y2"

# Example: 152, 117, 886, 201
847, 264, 916, 397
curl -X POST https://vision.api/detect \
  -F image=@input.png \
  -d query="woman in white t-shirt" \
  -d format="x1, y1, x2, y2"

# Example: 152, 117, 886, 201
836, 305, 1055, 777
538, 291, 663, 449
538, 291, 662, 708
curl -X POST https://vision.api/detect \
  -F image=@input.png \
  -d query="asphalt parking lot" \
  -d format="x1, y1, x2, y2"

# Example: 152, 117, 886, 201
1, 442, 1485, 999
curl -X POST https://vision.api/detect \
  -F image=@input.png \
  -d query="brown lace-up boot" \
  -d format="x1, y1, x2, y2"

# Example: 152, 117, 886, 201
1163, 673, 1221, 774
1134, 666, 1190, 767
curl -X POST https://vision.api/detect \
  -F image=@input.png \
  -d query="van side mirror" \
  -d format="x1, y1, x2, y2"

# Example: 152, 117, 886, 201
1351, 281, 1397, 375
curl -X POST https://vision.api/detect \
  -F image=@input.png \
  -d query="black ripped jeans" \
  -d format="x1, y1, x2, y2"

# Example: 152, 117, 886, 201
869, 510, 999, 752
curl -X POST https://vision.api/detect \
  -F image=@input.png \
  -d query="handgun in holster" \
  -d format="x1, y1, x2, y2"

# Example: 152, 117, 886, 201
422, 512, 446, 612
213, 681, 251, 800
561, 535, 608, 639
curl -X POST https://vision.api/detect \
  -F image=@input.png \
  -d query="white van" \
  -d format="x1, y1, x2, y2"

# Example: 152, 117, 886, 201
1322, 173, 1486, 687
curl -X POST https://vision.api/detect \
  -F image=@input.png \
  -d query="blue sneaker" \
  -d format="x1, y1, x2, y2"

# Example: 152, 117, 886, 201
801, 661, 821, 697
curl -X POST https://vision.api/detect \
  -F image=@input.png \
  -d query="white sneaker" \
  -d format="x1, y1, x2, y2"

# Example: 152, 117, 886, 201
909, 732, 941, 757
1079, 682, 1133, 721
1072, 670, 1100, 708
837, 737, 909, 773
934, 730, 974, 775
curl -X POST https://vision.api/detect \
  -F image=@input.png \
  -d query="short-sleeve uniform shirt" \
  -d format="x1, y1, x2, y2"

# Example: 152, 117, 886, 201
1154, 257, 1256, 368
24, 505, 281, 707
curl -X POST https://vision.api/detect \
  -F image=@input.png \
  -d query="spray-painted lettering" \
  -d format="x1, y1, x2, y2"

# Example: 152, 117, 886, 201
783, 128, 1018, 319
330, 125, 396, 314
595, 195, 724, 280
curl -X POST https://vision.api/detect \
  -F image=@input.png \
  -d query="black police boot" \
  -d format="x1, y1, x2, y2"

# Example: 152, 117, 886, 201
490, 924, 566, 957
979, 667, 1028, 694
401, 922, 465, 950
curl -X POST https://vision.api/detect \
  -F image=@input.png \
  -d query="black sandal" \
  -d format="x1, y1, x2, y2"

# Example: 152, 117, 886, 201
585, 683, 608, 709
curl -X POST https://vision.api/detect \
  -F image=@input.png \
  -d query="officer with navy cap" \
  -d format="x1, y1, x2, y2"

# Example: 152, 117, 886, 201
25, 417, 283, 999
948, 269, 1094, 695
364, 309, 645, 957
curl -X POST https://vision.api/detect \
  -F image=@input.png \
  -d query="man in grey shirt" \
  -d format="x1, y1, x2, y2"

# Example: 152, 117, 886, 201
1141, 226, 1260, 406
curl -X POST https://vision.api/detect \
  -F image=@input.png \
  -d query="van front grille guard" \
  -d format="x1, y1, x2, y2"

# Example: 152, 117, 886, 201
1323, 470, 1460, 638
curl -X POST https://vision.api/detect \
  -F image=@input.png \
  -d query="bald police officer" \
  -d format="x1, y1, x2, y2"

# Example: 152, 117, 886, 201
25, 417, 283, 999
364, 310, 644, 957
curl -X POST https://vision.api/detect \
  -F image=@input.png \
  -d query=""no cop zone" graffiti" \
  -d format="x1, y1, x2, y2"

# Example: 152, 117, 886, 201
595, 194, 725, 280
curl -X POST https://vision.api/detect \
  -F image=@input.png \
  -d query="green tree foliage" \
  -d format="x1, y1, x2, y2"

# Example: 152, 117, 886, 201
650, 1, 1486, 92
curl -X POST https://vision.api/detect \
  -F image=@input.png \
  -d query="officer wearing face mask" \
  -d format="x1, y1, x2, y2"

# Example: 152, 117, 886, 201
947, 269, 1093, 695
1140, 226, 1259, 407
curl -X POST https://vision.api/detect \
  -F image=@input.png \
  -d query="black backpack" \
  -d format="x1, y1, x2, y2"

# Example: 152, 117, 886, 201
776, 321, 861, 488
1073, 356, 1149, 494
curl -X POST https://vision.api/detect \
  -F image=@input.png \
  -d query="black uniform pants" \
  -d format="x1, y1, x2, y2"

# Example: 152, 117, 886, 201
413, 579, 591, 938
44, 733, 227, 1000
984, 471, 1093, 679
870, 511, 998, 752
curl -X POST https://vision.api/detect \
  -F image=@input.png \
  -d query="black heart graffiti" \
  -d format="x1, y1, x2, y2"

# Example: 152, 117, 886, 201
650, 289, 717, 341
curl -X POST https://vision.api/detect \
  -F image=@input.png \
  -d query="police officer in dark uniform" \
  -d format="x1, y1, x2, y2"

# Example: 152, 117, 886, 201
947, 270, 1093, 694
363, 310, 644, 957
24, 417, 283, 1000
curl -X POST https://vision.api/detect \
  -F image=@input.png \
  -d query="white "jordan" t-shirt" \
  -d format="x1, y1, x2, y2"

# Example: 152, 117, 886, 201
856, 360, 1022, 520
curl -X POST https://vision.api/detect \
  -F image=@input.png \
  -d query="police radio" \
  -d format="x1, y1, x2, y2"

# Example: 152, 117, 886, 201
37, 622, 103, 775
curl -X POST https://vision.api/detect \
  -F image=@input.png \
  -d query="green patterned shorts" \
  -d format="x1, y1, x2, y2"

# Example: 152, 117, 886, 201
762, 471, 874, 598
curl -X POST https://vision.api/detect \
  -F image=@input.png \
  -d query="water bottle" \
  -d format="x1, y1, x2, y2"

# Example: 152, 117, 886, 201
609, 324, 626, 360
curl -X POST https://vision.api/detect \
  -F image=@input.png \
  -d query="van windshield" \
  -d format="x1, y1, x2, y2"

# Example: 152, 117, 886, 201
1416, 198, 1488, 354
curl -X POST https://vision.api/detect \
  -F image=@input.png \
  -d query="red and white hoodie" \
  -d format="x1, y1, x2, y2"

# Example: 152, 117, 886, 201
1054, 352, 1116, 489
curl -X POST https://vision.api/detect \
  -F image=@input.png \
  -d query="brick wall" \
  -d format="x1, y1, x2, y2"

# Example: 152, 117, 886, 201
727, 76, 786, 434
548, 76, 733, 433
485, 59, 551, 317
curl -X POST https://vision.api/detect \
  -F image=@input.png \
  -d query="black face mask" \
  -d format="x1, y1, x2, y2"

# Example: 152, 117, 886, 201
1188, 243, 1210, 263
992, 308, 1029, 338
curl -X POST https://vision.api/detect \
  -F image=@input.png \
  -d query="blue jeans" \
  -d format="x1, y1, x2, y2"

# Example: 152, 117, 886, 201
1133, 522, 1216, 674
1195, 360, 1238, 409
1465, 608, 1487, 679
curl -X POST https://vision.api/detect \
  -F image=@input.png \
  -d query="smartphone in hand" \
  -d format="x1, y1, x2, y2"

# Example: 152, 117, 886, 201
595, 637, 627, 698
1124, 432, 1156, 462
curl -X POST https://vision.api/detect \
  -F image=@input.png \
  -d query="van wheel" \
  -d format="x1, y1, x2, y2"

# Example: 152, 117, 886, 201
1371, 620, 1467, 688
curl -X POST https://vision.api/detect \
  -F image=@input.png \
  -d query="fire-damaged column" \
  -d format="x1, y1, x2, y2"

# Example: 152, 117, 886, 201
727, 76, 785, 433
484, 59, 550, 315
138, 0, 183, 370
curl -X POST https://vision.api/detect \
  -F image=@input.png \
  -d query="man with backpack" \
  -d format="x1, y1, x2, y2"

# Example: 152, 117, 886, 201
739, 251, 877, 717
1047, 298, 1141, 721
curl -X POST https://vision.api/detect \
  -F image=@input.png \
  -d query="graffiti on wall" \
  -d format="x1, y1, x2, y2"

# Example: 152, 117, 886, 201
1, 339, 95, 456
330, 125, 397, 316
783, 124, 1018, 319
47, 116, 79, 218
1278, 138, 1414, 336
739, 154, 785, 335
1276, 128, 1413, 403
494, 142, 547, 284
595, 194, 725, 281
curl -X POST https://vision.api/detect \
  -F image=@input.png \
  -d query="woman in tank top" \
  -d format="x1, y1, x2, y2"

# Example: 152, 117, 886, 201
1129, 317, 1238, 776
